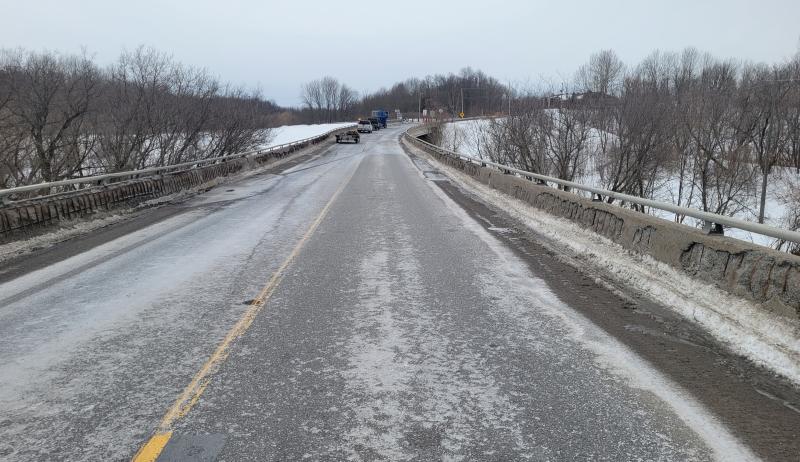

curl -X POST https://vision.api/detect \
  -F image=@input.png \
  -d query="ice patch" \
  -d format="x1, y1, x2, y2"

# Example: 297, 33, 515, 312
341, 237, 531, 460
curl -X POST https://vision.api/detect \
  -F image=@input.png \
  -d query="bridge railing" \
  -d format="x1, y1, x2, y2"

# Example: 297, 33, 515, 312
0, 124, 356, 203
405, 124, 800, 246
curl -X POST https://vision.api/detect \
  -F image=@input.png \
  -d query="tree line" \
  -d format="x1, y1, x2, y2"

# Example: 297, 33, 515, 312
448, 48, 800, 251
296, 68, 509, 123
0, 47, 280, 190
0, 47, 514, 190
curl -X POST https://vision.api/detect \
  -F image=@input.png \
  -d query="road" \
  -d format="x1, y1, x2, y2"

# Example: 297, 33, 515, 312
0, 125, 797, 461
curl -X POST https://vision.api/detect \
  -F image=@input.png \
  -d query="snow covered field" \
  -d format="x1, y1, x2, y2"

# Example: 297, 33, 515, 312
263, 122, 357, 148
443, 119, 800, 249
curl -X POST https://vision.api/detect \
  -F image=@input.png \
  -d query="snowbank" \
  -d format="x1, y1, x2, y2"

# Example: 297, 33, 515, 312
263, 122, 356, 148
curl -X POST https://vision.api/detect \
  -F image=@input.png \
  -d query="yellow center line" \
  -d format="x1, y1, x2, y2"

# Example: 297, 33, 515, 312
131, 159, 361, 462
131, 431, 172, 462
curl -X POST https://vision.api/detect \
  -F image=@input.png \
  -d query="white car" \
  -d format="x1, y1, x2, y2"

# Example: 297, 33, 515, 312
357, 120, 373, 133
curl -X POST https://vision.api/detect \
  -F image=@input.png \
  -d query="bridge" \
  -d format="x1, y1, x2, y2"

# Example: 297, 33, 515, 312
0, 123, 799, 461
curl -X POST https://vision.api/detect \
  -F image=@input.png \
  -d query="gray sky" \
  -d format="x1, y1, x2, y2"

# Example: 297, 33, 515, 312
2, 0, 798, 106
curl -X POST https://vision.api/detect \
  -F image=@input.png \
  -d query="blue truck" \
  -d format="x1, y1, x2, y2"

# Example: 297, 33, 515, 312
371, 110, 389, 128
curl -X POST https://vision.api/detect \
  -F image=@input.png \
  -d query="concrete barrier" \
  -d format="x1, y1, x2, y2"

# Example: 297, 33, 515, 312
0, 129, 348, 242
405, 126, 800, 320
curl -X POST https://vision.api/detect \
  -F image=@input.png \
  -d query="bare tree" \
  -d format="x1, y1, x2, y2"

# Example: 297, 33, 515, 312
543, 105, 592, 188
5, 49, 99, 183
742, 63, 792, 223
0, 53, 20, 187
684, 58, 757, 215
320, 76, 339, 123
95, 47, 168, 172
486, 97, 548, 174
783, 56, 800, 172
0, 46, 278, 190
337, 84, 358, 118
301, 79, 324, 121
667, 48, 701, 222
576, 49, 625, 96
204, 86, 266, 158
300, 76, 355, 122
595, 74, 671, 209
776, 183, 800, 254
158, 63, 219, 166
462, 117, 494, 160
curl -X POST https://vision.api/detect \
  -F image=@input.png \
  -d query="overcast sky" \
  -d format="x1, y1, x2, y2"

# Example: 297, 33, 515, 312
2, 0, 798, 106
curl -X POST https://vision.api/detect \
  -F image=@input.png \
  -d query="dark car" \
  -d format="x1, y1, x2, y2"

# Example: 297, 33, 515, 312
367, 117, 380, 131
335, 130, 360, 144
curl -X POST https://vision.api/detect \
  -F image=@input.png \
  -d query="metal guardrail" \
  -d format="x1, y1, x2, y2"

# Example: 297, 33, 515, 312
0, 124, 357, 202
405, 124, 800, 246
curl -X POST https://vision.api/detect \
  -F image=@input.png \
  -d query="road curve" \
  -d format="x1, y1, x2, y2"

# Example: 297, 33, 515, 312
0, 125, 791, 460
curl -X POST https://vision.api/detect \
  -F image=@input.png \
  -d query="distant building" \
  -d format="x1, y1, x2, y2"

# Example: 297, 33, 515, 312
545, 91, 618, 108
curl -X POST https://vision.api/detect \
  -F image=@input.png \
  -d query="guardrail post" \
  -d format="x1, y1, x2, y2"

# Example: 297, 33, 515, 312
703, 221, 724, 235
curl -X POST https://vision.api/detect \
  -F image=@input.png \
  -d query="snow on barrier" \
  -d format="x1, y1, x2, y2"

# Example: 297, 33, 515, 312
0, 124, 355, 241
405, 124, 800, 319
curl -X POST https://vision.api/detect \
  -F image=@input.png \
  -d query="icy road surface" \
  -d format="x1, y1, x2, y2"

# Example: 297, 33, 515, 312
0, 125, 789, 461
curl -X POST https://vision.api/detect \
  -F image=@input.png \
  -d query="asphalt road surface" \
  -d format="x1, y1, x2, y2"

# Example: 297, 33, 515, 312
0, 125, 797, 461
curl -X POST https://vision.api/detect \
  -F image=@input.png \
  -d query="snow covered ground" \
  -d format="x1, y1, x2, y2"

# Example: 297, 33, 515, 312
443, 119, 800, 249
263, 122, 356, 149
439, 118, 494, 158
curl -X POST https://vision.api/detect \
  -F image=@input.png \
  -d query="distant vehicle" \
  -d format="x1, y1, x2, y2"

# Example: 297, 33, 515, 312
357, 120, 373, 133
367, 117, 380, 131
371, 110, 389, 128
335, 130, 360, 144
